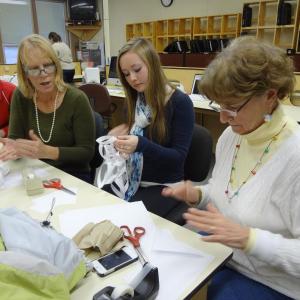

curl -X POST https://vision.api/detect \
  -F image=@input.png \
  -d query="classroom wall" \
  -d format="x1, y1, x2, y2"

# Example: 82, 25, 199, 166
107, 0, 244, 55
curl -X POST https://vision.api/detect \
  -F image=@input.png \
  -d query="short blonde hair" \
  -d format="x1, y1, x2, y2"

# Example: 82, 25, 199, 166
199, 36, 295, 105
117, 37, 171, 142
17, 34, 66, 98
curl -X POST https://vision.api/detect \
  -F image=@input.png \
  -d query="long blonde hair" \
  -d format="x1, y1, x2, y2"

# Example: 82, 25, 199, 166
117, 37, 171, 143
199, 36, 295, 105
17, 34, 66, 98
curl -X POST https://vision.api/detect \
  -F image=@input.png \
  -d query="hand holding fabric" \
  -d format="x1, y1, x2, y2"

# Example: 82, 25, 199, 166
115, 135, 139, 155
184, 203, 250, 249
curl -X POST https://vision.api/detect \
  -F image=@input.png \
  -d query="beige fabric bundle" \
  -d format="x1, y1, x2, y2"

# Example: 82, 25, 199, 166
73, 220, 123, 256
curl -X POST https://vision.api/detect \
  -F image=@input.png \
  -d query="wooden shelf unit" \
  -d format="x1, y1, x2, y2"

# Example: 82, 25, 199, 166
126, 21, 156, 46
155, 17, 193, 52
126, 15, 239, 53
193, 13, 241, 39
241, 0, 300, 50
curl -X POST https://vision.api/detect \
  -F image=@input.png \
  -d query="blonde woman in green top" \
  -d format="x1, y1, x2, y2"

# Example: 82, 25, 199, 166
0, 34, 95, 183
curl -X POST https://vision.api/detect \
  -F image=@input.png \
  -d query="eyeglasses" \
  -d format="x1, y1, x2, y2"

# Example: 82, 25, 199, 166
25, 63, 56, 77
209, 97, 252, 118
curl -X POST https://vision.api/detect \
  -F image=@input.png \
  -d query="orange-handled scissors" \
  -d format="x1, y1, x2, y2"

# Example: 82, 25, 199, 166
43, 178, 76, 195
120, 225, 147, 265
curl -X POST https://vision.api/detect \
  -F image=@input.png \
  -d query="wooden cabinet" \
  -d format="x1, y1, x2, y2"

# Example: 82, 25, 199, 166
241, 0, 300, 50
126, 22, 156, 46
193, 14, 241, 39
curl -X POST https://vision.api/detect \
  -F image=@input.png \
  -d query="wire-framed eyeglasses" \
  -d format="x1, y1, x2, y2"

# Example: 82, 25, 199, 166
25, 63, 56, 77
209, 97, 252, 118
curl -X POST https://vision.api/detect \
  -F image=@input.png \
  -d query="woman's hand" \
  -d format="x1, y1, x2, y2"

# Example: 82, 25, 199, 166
108, 124, 129, 137
0, 130, 58, 160
115, 135, 138, 155
184, 203, 250, 249
0, 138, 18, 160
13, 130, 47, 159
0, 129, 5, 138
162, 180, 199, 205
14, 130, 44, 159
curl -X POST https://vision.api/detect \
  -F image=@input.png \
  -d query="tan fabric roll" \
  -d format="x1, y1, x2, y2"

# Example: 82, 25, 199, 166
73, 220, 123, 256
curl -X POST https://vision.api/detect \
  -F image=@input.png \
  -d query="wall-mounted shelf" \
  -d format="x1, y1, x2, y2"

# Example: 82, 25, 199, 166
66, 22, 101, 41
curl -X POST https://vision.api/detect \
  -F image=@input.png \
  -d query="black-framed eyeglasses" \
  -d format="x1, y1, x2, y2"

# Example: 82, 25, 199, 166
25, 63, 56, 77
209, 97, 252, 117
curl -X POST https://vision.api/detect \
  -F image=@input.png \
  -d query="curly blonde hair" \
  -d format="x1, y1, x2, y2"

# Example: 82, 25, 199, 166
117, 37, 172, 143
17, 34, 66, 98
199, 36, 295, 105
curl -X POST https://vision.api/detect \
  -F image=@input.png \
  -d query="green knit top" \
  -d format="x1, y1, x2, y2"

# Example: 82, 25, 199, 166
9, 86, 95, 173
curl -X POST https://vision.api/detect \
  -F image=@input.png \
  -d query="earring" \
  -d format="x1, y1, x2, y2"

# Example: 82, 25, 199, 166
264, 114, 272, 122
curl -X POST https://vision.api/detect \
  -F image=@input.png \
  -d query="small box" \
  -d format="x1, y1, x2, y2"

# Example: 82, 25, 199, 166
22, 170, 44, 196
84, 67, 100, 84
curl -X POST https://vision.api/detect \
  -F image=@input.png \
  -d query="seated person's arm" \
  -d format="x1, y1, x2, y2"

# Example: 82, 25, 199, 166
115, 93, 194, 167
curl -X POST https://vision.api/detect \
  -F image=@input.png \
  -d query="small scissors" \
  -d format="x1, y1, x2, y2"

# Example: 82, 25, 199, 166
42, 178, 76, 195
120, 225, 147, 265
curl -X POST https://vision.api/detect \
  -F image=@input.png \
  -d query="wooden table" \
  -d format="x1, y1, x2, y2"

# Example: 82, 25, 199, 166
1, 158, 232, 300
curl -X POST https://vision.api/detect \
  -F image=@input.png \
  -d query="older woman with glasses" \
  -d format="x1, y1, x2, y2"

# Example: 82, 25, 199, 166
162, 36, 300, 300
0, 34, 95, 183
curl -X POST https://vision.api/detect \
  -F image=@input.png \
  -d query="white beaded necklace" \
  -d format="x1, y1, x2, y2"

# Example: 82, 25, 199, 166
34, 91, 58, 143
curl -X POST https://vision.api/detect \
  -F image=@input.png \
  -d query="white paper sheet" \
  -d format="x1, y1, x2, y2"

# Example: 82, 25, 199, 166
30, 188, 77, 213
150, 229, 214, 300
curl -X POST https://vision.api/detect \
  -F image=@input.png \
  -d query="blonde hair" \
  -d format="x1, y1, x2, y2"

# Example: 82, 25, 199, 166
199, 36, 295, 105
17, 34, 66, 98
117, 37, 171, 143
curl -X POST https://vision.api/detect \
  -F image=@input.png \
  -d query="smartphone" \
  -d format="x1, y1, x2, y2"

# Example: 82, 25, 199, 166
92, 246, 138, 277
